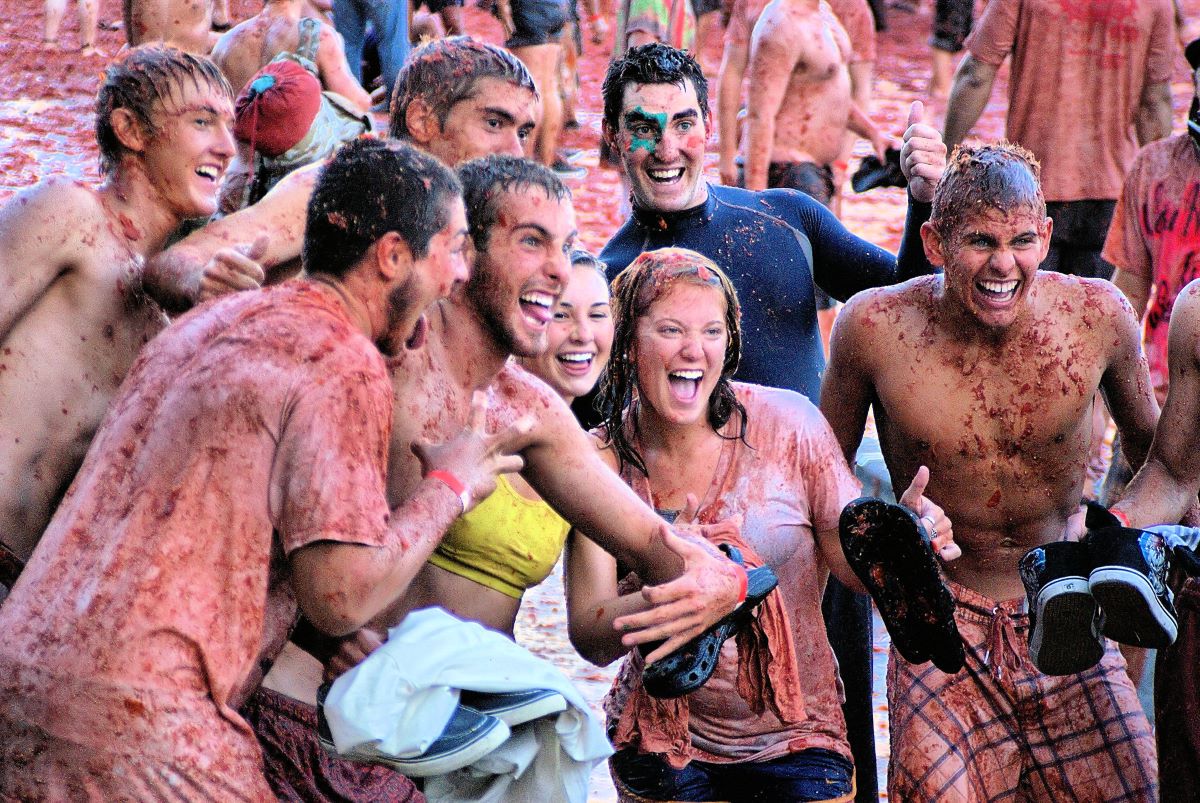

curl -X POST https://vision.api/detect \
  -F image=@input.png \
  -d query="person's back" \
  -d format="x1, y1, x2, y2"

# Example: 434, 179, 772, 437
123, 0, 217, 54
0, 48, 234, 589
211, 0, 371, 110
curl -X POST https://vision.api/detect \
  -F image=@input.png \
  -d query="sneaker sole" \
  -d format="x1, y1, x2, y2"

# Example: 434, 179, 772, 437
376, 717, 511, 777
472, 693, 568, 727
1030, 576, 1104, 675
1089, 566, 1178, 648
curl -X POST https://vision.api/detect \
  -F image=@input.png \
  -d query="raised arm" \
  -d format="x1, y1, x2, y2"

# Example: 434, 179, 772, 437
1114, 281, 1200, 527
717, 0, 753, 186
743, 13, 796, 192
943, 54, 999, 151
142, 160, 319, 311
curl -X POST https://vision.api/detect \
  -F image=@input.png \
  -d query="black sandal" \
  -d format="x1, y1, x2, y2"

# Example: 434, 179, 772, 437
839, 497, 964, 673
640, 545, 779, 698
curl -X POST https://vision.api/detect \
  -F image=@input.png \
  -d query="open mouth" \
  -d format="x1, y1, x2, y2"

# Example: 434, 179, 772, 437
404, 313, 429, 351
195, 165, 221, 184
556, 350, 596, 376
648, 167, 684, 183
667, 369, 702, 403
519, 291, 555, 328
976, 278, 1019, 304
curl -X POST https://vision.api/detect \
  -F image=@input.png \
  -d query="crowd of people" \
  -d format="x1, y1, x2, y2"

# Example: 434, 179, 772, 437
3, 0, 1200, 801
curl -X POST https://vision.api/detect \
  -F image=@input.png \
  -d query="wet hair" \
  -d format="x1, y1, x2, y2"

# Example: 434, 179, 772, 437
95, 46, 233, 176
456, 155, 570, 250
389, 36, 539, 140
601, 43, 710, 135
598, 247, 747, 477
931, 142, 1046, 239
570, 248, 608, 279
303, 138, 461, 278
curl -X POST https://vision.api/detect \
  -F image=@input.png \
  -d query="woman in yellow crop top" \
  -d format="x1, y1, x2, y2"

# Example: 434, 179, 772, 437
382, 249, 615, 637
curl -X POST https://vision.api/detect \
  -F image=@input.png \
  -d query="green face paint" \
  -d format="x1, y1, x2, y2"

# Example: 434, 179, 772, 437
626, 107, 668, 153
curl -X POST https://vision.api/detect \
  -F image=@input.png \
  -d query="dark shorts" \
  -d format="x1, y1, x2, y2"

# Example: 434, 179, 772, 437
241, 686, 425, 803
611, 747, 855, 802
506, 0, 567, 48
1157, 569, 1200, 803
930, 0, 973, 53
1042, 199, 1117, 280
424, 0, 464, 12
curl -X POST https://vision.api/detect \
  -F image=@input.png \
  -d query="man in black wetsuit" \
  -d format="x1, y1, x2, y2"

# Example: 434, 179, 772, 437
597, 43, 948, 802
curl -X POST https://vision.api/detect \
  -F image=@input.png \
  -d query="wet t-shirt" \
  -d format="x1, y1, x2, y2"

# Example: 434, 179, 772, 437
606, 383, 861, 762
0, 282, 393, 774
966, 0, 1174, 202
1103, 134, 1200, 404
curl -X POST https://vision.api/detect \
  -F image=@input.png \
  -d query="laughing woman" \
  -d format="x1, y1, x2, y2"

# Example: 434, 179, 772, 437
565, 247, 950, 803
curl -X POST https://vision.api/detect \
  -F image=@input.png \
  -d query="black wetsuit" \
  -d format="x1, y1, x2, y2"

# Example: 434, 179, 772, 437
599, 182, 935, 803
600, 182, 932, 402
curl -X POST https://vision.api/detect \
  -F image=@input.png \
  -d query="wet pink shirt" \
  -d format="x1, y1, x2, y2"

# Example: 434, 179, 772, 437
0, 282, 393, 795
606, 383, 860, 764
1103, 134, 1200, 405
967, 0, 1175, 202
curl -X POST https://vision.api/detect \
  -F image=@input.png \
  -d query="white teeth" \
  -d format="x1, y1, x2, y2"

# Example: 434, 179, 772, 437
649, 168, 683, 180
669, 370, 702, 380
559, 352, 594, 363
196, 166, 218, 180
978, 279, 1018, 294
520, 292, 553, 308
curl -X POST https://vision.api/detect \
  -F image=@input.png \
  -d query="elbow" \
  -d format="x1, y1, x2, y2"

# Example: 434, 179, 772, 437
297, 592, 374, 638
567, 625, 623, 667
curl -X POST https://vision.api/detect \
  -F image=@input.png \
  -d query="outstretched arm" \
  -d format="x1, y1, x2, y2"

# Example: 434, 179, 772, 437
143, 160, 319, 311
943, 54, 999, 151
1114, 281, 1200, 527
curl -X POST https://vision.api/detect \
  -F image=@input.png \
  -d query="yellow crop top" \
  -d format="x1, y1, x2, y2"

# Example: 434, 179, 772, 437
427, 475, 570, 599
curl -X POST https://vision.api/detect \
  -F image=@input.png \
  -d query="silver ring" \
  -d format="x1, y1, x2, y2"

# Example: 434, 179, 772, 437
922, 516, 937, 536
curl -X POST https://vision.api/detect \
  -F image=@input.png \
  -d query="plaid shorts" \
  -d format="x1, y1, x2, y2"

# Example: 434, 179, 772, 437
887, 581, 1156, 801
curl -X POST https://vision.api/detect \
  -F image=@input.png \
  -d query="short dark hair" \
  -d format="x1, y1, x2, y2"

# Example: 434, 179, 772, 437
932, 142, 1045, 238
96, 46, 232, 176
389, 37, 538, 140
303, 138, 461, 278
456, 155, 570, 250
601, 43, 709, 134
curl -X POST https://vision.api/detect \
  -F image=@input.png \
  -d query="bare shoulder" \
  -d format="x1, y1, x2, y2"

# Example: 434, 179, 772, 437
1034, 271, 1135, 323
1169, 278, 1200, 344
2, 176, 100, 220
0, 177, 106, 247
839, 275, 939, 331
487, 361, 576, 430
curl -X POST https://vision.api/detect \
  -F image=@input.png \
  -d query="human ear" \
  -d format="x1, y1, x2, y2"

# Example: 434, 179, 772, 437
920, 221, 947, 267
405, 98, 439, 146
110, 108, 148, 155
378, 231, 413, 281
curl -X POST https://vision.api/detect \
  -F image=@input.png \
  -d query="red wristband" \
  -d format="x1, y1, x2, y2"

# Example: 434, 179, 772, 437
735, 565, 748, 605
427, 470, 469, 513
1110, 508, 1132, 528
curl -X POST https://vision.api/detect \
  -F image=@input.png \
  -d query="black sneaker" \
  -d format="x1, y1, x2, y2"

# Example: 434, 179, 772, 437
839, 498, 963, 673
317, 684, 511, 776
1018, 541, 1104, 675
459, 688, 567, 727
1086, 525, 1177, 648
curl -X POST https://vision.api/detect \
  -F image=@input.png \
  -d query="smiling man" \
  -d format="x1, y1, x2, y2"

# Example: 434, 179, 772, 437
0, 138, 536, 800
144, 36, 541, 301
0, 46, 241, 603
821, 143, 1160, 801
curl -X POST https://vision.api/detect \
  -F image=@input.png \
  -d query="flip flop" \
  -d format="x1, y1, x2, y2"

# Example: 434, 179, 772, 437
839, 497, 963, 673
640, 544, 779, 698
851, 148, 907, 193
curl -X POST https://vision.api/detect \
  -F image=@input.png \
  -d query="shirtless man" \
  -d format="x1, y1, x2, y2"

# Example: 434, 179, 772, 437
822, 143, 1159, 801
0, 136, 533, 800
210, 0, 371, 110
144, 36, 540, 302
0, 47, 242, 603
250, 157, 748, 798
741, 0, 886, 196
124, 0, 218, 53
